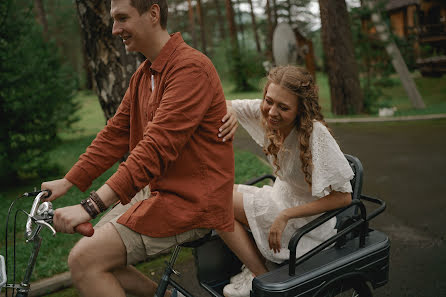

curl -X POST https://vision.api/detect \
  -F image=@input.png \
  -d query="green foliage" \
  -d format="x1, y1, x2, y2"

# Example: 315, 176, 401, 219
212, 39, 266, 92
0, 0, 79, 182
238, 47, 268, 89
211, 39, 232, 79
44, 0, 85, 88
349, 4, 430, 114
394, 33, 417, 71
350, 5, 397, 113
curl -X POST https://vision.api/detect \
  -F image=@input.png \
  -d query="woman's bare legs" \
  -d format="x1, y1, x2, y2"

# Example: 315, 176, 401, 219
217, 185, 268, 276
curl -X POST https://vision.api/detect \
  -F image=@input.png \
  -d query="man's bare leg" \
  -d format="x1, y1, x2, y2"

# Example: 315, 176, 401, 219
68, 222, 160, 297
113, 265, 163, 297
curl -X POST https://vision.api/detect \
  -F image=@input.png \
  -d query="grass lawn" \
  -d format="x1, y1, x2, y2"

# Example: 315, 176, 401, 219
380, 72, 446, 116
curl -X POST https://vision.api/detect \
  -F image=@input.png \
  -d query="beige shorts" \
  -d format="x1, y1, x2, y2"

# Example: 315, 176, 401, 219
95, 187, 210, 265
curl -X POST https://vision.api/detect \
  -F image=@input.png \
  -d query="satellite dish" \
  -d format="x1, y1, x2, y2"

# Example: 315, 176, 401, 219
273, 23, 298, 66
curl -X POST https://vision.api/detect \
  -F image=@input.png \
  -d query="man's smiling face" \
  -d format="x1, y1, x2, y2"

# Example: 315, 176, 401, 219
110, 0, 153, 52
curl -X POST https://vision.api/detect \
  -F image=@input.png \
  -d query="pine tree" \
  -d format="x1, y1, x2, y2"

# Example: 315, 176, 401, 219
0, 0, 79, 181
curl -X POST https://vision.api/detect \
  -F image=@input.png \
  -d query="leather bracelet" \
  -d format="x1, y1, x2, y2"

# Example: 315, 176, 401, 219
89, 191, 107, 213
80, 198, 99, 219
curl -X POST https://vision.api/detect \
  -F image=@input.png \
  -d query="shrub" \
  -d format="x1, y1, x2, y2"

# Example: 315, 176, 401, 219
350, 5, 396, 113
0, 1, 79, 182
211, 39, 266, 92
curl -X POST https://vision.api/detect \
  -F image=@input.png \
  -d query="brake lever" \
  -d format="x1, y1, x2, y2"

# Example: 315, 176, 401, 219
34, 220, 56, 236
25, 192, 49, 238
25, 200, 56, 241
36, 201, 56, 235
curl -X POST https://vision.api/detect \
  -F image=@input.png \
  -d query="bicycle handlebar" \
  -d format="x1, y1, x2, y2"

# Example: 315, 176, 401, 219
24, 190, 95, 238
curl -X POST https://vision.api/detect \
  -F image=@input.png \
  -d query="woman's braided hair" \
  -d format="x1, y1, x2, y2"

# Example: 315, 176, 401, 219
260, 66, 331, 187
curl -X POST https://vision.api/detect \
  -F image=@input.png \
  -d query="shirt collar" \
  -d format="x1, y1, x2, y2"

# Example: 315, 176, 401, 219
144, 32, 184, 75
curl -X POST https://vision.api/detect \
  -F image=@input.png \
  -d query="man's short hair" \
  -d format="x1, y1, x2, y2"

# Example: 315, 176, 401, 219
131, 0, 168, 29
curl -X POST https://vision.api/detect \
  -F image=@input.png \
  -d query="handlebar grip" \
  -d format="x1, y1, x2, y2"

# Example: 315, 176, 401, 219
74, 222, 95, 237
43, 190, 52, 198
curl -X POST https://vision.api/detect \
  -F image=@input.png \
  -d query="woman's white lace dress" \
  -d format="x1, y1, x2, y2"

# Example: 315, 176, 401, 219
231, 99, 354, 263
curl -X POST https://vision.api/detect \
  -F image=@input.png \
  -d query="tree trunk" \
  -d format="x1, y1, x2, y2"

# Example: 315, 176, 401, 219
213, 0, 226, 40
187, 0, 197, 49
319, 0, 364, 115
225, 0, 238, 49
170, 0, 179, 33
305, 40, 317, 81
265, 0, 274, 59
196, 0, 207, 55
224, 0, 249, 91
272, 0, 278, 27
34, 0, 48, 40
75, 0, 144, 120
247, 0, 261, 53
235, 0, 245, 48
83, 43, 94, 90
286, 0, 292, 24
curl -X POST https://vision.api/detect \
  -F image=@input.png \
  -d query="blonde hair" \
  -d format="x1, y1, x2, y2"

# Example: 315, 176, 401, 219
261, 66, 331, 187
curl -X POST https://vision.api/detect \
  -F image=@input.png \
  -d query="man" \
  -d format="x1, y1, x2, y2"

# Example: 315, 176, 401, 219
41, 0, 234, 296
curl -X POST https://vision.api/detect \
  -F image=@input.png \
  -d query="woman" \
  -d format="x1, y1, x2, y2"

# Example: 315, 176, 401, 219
217, 66, 354, 297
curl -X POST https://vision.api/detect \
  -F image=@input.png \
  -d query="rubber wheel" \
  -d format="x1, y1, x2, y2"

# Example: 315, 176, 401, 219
315, 279, 372, 297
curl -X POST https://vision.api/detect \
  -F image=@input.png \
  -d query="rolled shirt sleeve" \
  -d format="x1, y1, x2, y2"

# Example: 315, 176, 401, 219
64, 88, 132, 192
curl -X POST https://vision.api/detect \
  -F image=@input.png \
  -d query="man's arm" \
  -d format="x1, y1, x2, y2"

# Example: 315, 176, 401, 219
42, 86, 132, 232
51, 183, 119, 234
64, 89, 132, 193
41, 89, 131, 201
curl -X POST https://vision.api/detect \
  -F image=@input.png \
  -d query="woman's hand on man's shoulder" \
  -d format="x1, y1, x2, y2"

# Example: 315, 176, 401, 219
218, 104, 238, 142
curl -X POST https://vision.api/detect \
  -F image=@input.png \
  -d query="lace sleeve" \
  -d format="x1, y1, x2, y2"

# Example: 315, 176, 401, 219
231, 99, 265, 147
311, 121, 354, 198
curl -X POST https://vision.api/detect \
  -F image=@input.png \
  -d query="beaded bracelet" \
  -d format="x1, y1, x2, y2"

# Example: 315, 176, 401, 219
89, 191, 107, 213
80, 198, 99, 219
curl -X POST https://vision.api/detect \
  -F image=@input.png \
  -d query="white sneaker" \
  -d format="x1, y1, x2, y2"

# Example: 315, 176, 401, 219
223, 272, 254, 297
171, 288, 185, 297
230, 265, 252, 284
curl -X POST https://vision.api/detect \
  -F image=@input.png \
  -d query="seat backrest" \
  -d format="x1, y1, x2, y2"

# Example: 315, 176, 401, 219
344, 154, 363, 201
335, 154, 364, 228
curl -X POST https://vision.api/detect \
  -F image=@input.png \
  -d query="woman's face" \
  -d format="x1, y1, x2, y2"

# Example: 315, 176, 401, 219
261, 83, 299, 137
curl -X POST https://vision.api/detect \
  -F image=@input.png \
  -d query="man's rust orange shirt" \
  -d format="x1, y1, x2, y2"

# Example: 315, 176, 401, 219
65, 33, 234, 237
